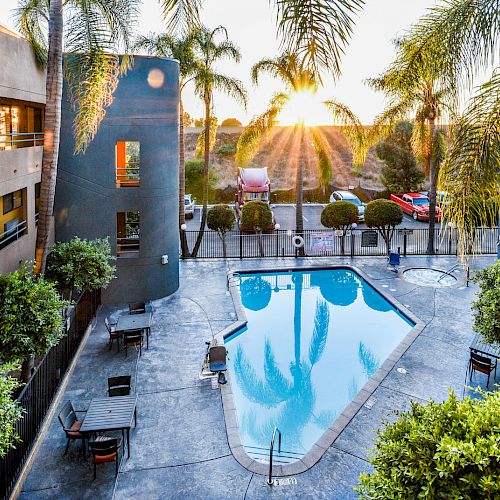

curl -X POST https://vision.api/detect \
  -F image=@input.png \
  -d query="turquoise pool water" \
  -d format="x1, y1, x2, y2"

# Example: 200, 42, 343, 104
225, 268, 414, 462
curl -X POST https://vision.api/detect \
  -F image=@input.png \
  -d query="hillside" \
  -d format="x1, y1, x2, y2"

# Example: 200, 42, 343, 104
185, 126, 386, 192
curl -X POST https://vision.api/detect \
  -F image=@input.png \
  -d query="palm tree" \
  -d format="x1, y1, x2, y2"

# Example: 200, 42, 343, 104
134, 31, 199, 258
368, 39, 454, 254
16, 0, 138, 274
236, 53, 367, 256
190, 26, 247, 258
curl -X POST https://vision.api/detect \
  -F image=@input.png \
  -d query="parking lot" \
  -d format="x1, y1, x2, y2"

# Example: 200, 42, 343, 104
184, 203, 441, 231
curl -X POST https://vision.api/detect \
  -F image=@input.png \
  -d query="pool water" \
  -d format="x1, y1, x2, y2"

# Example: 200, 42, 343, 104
225, 268, 414, 463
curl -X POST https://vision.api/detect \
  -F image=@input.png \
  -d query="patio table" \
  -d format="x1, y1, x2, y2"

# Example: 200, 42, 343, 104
80, 396, 137, 458
116, 312, 152, 349
469, 334, 500, 360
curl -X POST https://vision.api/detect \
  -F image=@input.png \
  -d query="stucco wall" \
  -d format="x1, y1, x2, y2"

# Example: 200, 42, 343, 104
55, 56, 180, 303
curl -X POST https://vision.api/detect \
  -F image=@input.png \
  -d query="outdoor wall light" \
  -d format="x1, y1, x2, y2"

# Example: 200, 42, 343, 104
352, 223, 358, 229
180, 223, 187, 230
275, 223, 281, 230
286, 229, 292, 237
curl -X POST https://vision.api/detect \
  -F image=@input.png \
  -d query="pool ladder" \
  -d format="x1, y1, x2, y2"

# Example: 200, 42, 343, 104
437, 263, 461, 282
267, 427, 282, 486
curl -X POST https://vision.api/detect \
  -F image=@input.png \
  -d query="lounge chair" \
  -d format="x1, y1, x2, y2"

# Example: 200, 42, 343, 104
208, 345, 228, 384
387, 252, 400, 272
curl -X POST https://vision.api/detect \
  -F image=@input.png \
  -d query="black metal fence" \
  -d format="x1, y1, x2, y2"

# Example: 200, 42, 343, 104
0, 289, 101, 500
184, 227, 499, 259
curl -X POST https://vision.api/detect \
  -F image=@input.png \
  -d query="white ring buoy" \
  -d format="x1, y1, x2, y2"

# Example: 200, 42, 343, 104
292, 235, 305, 248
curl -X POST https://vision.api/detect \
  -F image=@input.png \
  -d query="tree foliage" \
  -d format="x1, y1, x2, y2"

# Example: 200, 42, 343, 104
195, 116, 218, 157
375, 121, 425, 192
220, 117, 242, 127
471, 261, 500, 346
46, 237, 116, 294
365, 200, 403, 253
321, 202, 358, 229
357, 390, 500, 498
207, 204, 235, 235
185, 158, 217, 201
0, 263, 68, 364
0, 363, 24, 458
240, 201, 273, 232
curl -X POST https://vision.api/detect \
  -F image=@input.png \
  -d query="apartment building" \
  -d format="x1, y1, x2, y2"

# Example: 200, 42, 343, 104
0, 24, 48, 274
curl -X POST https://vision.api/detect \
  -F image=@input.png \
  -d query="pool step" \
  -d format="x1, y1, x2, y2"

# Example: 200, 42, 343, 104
243, 445, 303, 464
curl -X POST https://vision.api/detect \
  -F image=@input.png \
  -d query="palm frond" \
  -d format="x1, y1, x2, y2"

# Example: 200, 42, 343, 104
308, 299, 329, 366
211, 73, 247, 108
358, 341, 379, 378
235, 92, 288, 167
15, 0, 49, 67
160, 0, 202, 33
310, 128, 333, 188
264, 340, 293, 397
195, 116, 218, 157
274, 0, 364, 82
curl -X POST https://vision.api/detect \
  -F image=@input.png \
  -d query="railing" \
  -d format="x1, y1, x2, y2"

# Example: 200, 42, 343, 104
0, 220, 27, 250
116, 166, 140, 187
267, 427, 282, 486
183, 227, 499, 259
116, 237, 140, 257
0, 289, 101, 500
0, 132, 44, 150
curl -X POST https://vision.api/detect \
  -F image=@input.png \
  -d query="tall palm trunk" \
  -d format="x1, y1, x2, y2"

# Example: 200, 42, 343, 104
192, 89, 211, 257
178, 94, 189, 258
427, 117, 437, 255
292, 273, 303, 383
295, 124, 305, 257
34, 0, 63, 276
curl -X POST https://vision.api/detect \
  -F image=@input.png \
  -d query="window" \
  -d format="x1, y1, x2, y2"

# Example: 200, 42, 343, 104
1, 101, 44, 149
35, 182, 41, 225
3, 189, 23, 214
1, 188, 27, 249
116, 141, 140, 187
116, 211, 140, 257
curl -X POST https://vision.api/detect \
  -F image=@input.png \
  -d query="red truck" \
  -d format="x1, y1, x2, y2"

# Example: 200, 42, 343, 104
390, 193, 442, 222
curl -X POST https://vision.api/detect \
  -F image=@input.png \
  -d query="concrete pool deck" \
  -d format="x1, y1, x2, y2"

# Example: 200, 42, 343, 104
20, 255, 497, 499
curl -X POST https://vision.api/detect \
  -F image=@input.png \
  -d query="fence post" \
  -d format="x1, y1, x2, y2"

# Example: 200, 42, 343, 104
350, 233, 355, 257
403, 233, 407, 257
276, 231, 279, 257
239, 231, 243, 259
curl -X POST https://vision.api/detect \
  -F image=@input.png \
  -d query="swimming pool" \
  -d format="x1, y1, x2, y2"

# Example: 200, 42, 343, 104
225, 268, 414, 464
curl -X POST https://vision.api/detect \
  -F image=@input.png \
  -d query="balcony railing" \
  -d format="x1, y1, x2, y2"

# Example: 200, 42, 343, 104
0, 132, 44, 150
0, 219, 27, 250
116, 165, 140, 187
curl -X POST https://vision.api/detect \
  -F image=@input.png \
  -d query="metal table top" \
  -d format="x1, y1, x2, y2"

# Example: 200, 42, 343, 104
80, 396, 137, 432
116, 313, 151, 332
469, 334, 500, 360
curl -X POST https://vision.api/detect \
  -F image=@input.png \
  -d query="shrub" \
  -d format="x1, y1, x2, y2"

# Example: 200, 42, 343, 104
321, 201, 359, 255
0, 363, 24, 457
46, 237, 116, 296
207, 204, 236, 258
240, 276, 272, 311
0, 263, 68, 381
216, 143, 236, 156
240, 200, 273, 232
365, 199, 403, 253
185, 158, 217, 201
357, 390, 500, 498
471, 261, 500, 346
220, 117, 242, 127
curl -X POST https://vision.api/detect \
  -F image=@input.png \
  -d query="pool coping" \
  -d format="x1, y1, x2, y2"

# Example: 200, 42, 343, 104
215, 264, 426, 477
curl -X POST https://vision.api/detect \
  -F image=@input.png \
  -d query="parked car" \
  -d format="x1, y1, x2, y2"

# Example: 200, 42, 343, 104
184, 194, 196, 219
329, 190, 365, 221
390, 193, 442, 221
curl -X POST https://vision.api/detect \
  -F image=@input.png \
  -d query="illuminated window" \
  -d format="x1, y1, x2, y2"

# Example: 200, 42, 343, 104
116, 141, 140, 187
35, 182, 41, 225
3, 189, 23, 214
1, 188, 27, 249
116, 211, 140, 257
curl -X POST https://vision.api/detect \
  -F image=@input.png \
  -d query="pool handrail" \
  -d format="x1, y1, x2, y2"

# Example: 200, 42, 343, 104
267, 426, 282, 486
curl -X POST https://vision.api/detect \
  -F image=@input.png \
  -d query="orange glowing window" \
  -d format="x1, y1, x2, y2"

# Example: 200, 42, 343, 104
116, 141, 140, 187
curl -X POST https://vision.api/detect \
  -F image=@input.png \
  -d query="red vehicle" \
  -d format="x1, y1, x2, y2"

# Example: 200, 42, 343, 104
390, 193, 442, 222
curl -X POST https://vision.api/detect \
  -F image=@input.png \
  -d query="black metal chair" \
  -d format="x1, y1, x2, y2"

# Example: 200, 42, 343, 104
468, 351, 497, 387
105, 317, 122, 352
88, 437, 121, 479
57, 400, 87, 455
108, 376, 131, 397
208, 345, 228, 384
123, 329, 143, 358
129, 302, 146, 315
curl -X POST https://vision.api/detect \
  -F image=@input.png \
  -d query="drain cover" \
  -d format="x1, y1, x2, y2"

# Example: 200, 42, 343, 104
397, 367, 407, 374
364, 397, 377, 409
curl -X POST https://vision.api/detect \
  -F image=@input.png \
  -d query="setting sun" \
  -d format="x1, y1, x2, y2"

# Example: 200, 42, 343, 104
279, 88, 330, 126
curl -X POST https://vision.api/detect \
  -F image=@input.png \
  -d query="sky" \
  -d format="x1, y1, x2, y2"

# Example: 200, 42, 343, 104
0, 0, 440, 124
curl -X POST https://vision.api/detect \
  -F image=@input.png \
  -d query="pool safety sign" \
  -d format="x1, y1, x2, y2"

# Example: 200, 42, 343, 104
361, 230, 378, 247
309, 232, 333, 252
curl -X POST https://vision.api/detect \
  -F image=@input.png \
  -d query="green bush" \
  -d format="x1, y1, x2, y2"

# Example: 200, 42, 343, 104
185, 158, 217, 202
207, 205, 236, 258
321, 201, 359, 229
216, 143, 236, 156
0, 263, 68, 381
46, 237, 116, 296
365, 199, 403, 253
240, 200, 273, 232
0, 363, 24, 457
357, 390, 500, 498
472, 261, 500, 346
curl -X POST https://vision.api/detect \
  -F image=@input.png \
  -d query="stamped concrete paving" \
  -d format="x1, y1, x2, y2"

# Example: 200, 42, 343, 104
20, 256, 496, 499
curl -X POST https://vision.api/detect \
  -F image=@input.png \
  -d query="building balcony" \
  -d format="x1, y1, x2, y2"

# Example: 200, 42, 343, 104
0, 218, 27, 250
0, 132, 44, 150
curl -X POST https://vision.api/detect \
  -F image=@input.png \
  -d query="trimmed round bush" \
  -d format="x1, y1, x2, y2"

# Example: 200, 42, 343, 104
240, 200, 273, 232
220, 117, 242, 127
240, 276, 272, 311
207, 204, 235, 234
365, 199, 403, 228
321, 201, 359, 229
357, 390, 500, 498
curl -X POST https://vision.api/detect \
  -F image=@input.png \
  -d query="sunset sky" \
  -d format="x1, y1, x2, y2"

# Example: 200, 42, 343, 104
0, 0, 440, 125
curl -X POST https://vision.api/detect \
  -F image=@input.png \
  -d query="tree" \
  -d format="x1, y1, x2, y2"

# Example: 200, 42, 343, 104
185, 158, 217, 202
193, 117, 205, 127
17, 0, 138, 275
220, 117, 242, 127
45, 237, 116, 299
365, 199, 403, 254
240, 200, 273, 256
183, 111, 194, 127
321, 201, 359, 255
195, 116, 218, 158
357, 390, 500, 498
237, 52, 367, 256
190, 26, 247, 258
0, 363, 24, 458
207, 204, 236, 258
0, 264, 68, 382
134, 30, 199, 258
375, 121, 425, 192
471, 261, 500, 346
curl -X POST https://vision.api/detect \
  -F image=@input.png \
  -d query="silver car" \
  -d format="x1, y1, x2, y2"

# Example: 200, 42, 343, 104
329, 190, 365, 222
184, 194, 196, 219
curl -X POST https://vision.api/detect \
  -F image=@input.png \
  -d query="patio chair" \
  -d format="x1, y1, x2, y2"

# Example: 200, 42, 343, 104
88, 437, 121, 480
108, 375, 131, 397
208, 345, 228, 384
123, 329, 143, 358
468, 351, 497, 387
57, 400, 87, 455
387, 252, 400, 272
129, 302, 146, 315
105, 317, 122, 352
